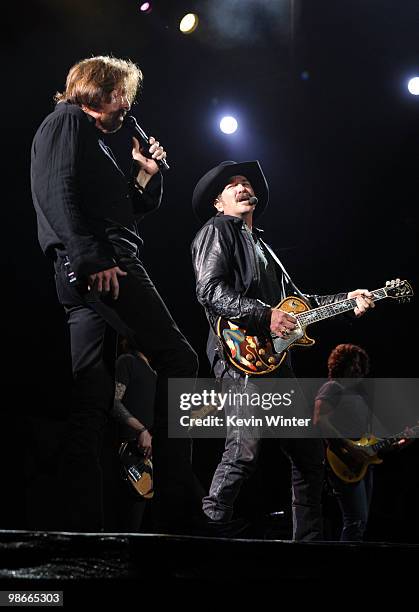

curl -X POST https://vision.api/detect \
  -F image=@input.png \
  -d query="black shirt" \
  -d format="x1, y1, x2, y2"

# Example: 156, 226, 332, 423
252, 232, 283, 307
30, 102, 162, 277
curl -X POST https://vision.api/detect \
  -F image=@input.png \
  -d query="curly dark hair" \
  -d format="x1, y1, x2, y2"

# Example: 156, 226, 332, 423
327, 343, 370, 378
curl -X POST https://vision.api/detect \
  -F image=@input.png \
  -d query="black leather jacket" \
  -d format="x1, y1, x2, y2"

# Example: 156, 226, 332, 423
191, 214, 347, 369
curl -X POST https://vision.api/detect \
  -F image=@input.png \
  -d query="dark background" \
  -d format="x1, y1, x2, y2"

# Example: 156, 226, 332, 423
4, 0, 418, 541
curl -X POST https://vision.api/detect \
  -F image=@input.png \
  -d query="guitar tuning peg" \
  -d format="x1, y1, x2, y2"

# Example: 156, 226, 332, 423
386, 280, 390, 286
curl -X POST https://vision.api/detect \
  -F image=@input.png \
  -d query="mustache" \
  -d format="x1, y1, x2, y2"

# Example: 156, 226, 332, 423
236, 192, 253, 202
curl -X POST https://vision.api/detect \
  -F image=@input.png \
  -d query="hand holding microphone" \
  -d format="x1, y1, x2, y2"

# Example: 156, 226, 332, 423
125, 114, 170, 173
131, 136, 167, 180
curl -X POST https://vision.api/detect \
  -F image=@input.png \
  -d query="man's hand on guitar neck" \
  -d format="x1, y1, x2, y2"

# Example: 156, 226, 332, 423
270, 309, 298, 339
347, 289, 375, 317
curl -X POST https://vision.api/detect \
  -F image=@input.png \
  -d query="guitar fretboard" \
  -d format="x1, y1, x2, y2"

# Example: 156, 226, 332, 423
297, 288, 388, 327
371, 425, 419, 453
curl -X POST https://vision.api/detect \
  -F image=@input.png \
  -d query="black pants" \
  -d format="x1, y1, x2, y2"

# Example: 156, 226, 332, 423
203, 363, 324, 541
54, 254, 199, 532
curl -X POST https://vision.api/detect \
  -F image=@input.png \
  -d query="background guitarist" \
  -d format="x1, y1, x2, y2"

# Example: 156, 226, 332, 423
191, 160, 375, 540
314, 343, 414, 541
109, 336, 156, 532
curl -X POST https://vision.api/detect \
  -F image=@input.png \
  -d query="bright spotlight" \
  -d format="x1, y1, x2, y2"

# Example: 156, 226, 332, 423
407, 77, 419, 95
140, 2, 152, 14
220, 116, 238, 134
179, 13, 199, 34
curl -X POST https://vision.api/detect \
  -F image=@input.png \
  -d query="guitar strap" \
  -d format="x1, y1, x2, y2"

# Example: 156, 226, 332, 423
260, 239, 292, 281
260, 239, 307, 302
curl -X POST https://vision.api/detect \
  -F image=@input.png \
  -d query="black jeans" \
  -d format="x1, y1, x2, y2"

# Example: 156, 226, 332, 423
54, 254, 199, 532
202, 363, 324, 541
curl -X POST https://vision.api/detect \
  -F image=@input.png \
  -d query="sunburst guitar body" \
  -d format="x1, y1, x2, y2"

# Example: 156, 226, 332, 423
217, 295, 312, 376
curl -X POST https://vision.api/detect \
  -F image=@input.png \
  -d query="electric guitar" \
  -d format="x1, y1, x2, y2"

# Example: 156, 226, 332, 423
217, 279, 413, 376
326, 425, 419, 484
119, 440, 154, 499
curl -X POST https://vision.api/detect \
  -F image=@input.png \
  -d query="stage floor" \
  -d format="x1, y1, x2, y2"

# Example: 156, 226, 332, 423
0, 529, 417, 602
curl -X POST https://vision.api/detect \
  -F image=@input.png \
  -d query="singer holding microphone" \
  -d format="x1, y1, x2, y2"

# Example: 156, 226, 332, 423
31, 55, 200, 533
191, 161, 374, 538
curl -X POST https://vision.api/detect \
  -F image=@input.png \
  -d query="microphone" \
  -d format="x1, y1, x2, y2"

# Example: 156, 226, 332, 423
249, 196, 258, 205
124, 115, 170, 173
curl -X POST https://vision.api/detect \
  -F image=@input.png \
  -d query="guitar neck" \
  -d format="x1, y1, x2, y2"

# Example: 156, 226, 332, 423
297, 287, 388, 327
371, 426, 419, 453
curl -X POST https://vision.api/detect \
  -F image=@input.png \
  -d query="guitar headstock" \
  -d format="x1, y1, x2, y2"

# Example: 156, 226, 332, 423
385, 279, 414, 302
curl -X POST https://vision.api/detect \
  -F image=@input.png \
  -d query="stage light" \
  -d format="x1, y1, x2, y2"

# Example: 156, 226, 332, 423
407, 77, 419, 95
179, 13, 199, 34
220, 116, 238, 134
139, 2, 152, 14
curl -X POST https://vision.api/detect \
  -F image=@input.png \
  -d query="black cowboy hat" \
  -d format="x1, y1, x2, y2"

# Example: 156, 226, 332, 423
192, 160, 269, 223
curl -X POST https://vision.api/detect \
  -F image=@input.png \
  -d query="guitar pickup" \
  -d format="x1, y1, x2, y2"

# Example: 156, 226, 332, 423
128, 467, 142, 482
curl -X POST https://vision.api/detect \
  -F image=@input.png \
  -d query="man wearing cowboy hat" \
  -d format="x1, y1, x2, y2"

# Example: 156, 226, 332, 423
191, 160, 374, 539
